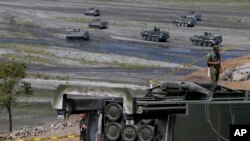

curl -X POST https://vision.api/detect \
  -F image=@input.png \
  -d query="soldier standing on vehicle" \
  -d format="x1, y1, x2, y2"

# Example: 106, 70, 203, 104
207, 45, 222, 83
79, 113, 88, 141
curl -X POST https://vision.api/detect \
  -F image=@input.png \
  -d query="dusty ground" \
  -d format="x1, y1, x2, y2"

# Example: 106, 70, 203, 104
180, 54, 250, 90
0, 0, 250, 138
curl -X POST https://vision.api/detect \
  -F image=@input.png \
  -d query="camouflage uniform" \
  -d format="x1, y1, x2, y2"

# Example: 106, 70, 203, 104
79, 117, 88, 141
207, 49, 221, 83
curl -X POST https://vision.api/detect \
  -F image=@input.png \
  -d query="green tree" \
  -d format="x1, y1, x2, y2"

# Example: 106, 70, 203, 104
0, 62, 33, 132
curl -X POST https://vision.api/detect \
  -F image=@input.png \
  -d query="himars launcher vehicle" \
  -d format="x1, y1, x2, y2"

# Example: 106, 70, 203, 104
52, 81, 250, 141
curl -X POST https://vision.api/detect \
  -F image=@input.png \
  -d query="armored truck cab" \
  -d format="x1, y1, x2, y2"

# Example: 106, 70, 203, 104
88, 19, 108, 29
190, 32, 222, 47
66, 29, 89, 40
141, 27, 169, 42
85, 8, 101, 16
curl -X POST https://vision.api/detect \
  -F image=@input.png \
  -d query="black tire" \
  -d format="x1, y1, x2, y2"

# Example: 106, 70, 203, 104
208, 42, 212, 47
192, 41, 195, 45
195, 41, 199, 46
153, 37, 157, 42
156, 37, 159, 42
65, 100, 73, 119
200, 42, 203, 46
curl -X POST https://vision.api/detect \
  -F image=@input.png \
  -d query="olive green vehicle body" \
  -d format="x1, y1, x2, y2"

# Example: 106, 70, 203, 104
88, 19, 108, 29
140, 27, 169, 42
66, 29, 89, 40
85, 8, 101, 16
190, 32, 222, 47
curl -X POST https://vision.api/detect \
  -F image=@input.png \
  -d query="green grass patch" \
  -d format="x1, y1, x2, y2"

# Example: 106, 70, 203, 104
31, 90, 55, 98
0, 43, 54, 56
57, 17, 91, 23
2, 54, 50, 64
29, 73, 70, 81
79, 59, 150, 69
8, 16, 33, 26
111, 60, 150, 69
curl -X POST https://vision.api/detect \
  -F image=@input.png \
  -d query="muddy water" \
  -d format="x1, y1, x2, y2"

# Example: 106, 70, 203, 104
0, 102, 57, 133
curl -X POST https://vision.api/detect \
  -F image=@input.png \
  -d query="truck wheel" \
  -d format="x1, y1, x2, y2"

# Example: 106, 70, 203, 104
208, 42, 212, 47
154, 37, 157, 41
156, 37, 159, 42
195, 41, 199, 46
65, 100, 73, 119
142, 36, 146, 40
200, 42, 203, 46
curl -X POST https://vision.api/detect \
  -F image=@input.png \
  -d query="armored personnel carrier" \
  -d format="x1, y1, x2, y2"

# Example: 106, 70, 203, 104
84, 8, 101, 16
173, 17, 196, 27
190, 32, 222, 47
185, 11, 202, 21
88, 19, 108, 29
141, 27, 169, 42
66, 29, 89, 40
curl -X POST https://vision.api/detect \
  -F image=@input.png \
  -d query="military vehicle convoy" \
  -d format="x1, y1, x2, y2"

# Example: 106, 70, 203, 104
173, 17, 196, 27
85, 8, 101, 16
88, 19, 108, 29
190, 32, 222, 47
52, 81, 250, 141
185, 11, 202, 21
141, 27, 169, 42
66, 29, 89, 40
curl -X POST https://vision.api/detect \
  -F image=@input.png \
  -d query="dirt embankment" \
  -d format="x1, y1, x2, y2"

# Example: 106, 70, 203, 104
180, 54, 250, 90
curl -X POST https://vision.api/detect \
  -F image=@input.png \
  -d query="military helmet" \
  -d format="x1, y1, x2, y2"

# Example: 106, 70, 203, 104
213, 45, 220, 50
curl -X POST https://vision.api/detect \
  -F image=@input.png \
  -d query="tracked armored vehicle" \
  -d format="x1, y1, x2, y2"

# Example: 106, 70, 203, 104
173, 17, 196, 27
66, 29, 89, 40
185, 11, 202, 21
85, 8, 101, 16
190, 32, 222, 47
53, 81, 250, 141
141, 27, 169, 42
88, 19, 108, 29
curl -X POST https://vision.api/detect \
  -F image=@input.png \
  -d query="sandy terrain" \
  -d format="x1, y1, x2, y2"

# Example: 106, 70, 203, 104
180, 54, 250, 90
